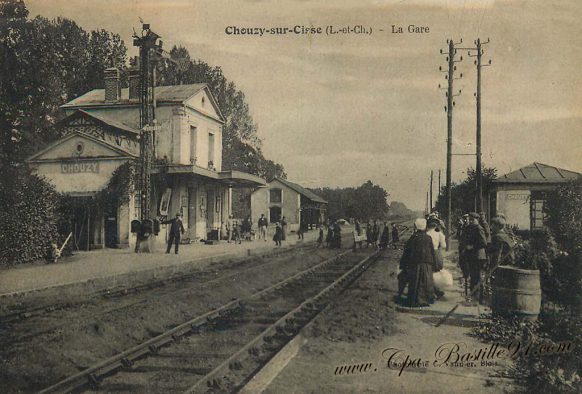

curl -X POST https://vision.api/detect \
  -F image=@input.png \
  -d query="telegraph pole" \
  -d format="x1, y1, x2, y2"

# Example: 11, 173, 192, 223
439, 39, 463, 250
429, 170, 434, 212
426, 191, 429, 215
438, 169, 441, 200
469, 38, 491, 213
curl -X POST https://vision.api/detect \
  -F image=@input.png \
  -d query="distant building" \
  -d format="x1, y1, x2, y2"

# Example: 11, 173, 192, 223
27, 67, 265, 249
251, 178, 327, 231
492, 162, 581, 231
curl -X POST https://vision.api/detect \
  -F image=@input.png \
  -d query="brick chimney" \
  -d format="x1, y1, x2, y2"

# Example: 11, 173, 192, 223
128, 67, 141, 101
104, 67, 121, 103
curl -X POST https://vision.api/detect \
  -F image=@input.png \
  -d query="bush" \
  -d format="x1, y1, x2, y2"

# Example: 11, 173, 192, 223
545, 179, 582, 255
471, 314, 540, 343
516, 306, 582, 392
0, 165, 60, 266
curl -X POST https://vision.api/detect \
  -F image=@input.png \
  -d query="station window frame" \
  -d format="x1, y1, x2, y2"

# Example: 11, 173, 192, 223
269, 188, 282, 204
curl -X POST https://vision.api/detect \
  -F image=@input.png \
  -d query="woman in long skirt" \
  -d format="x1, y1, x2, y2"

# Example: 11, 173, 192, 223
379, 222, 390, 249
273, 222, 283, 247
399, 218, 436, 307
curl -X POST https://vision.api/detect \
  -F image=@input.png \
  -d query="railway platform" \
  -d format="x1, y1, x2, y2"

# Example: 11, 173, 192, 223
0, 229, 319, 315
251, 240, 512, 394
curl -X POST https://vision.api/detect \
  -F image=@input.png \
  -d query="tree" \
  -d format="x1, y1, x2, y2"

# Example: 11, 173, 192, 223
0, 166, 60, 265
0, 1, 128, 165
433, 166, 497, 223
310, 181, 390, 221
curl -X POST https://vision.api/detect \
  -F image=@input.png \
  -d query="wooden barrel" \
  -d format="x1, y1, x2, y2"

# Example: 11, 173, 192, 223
491, 266, 541, 320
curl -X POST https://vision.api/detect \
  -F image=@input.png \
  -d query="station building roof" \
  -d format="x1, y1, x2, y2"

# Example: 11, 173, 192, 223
494, 162, 581, 184
272, 177, 328, 204
62, 84, 207, 107
61, 83, 225, 123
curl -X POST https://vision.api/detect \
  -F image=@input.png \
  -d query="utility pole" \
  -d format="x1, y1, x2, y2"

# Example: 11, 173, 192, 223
426, 191, 429, 215
468, 38, 491, 214
438, 169, 441, 200
429, 170, 433, 213
439, 39, 463, 250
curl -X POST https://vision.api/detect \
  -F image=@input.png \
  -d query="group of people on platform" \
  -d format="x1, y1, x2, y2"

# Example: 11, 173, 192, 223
225, 215, 251, 244
457, 211, 514, 304
398, 210, 514, 308
226, 213, 315, 248
317, 220, 342, 249
352, 219, 403, 250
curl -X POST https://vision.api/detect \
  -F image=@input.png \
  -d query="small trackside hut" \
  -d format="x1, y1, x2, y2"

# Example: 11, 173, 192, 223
491, 162, 581, 231
251, 177, 327, 232
27, 68, 265, 250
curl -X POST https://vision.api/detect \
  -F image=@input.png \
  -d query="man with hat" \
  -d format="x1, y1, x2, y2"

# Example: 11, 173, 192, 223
161, 212, 185, 254
457, 214, 470, 295
463, 212, 488, 303
489, 216, 514, 266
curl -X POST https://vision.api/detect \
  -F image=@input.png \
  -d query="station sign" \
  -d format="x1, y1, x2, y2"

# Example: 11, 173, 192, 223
61, 161, 100, 174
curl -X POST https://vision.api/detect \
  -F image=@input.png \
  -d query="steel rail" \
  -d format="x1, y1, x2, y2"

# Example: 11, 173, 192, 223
39, 248, 353, 394
2, 241, 318, 323
184, 249, 383, 393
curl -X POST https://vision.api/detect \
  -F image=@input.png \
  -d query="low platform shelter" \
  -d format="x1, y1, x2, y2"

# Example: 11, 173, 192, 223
492, 162, 581, 231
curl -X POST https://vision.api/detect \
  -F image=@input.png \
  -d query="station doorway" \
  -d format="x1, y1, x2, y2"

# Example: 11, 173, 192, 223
269, 206, 281, 223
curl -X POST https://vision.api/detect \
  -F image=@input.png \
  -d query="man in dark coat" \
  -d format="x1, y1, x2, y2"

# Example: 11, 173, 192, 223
463, 212, 488, 303
379, 222, 390, 249
333, 221, 342, 249
325, 220, 334, 248
489, 216, 514, 266
391, 223, 399, 249
399, 218, 436, 307
161, 212, 185, 254
457, 214, 470, 295
365, 221, 373, 248
479, 212, 492, 245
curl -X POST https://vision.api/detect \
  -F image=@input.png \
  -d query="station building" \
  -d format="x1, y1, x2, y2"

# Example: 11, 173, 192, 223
27, 68, 265, 250
251, 177, 327, 232
492, 162, 581, 231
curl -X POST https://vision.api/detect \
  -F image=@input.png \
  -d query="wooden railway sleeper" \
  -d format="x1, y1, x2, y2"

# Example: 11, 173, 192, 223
88, 373, 101, 389
275, 325, 293, 337
120, 357, 133, 368
248, 346, 260, 358
207, 377, 223, 390
148, 344, 159, 354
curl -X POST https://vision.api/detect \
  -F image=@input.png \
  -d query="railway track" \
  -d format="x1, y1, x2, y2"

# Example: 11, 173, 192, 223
0, 241, 320, 325
39, 248, 384, 393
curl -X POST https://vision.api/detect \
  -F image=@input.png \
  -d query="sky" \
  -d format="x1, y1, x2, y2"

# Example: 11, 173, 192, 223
26, 0, 582, 210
